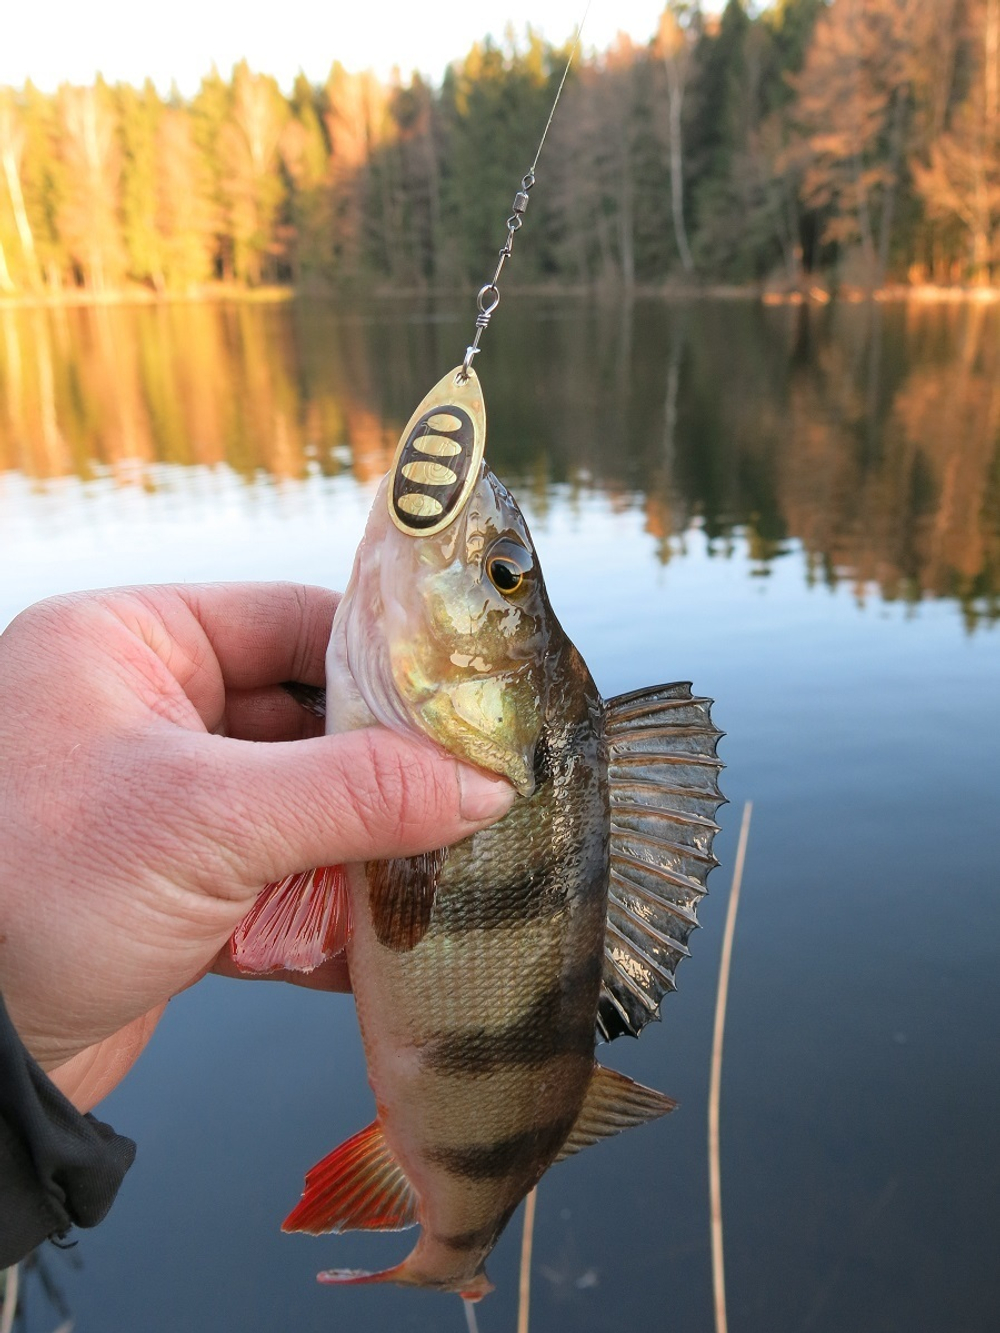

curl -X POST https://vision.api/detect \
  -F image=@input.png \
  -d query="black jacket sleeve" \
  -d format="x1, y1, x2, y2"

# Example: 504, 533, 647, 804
0, 993, 136, 1268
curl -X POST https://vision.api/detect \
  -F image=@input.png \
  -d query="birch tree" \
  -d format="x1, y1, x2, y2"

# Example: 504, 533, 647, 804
0, 91, 41, 288
219, 63, 289, 284
55, 82, 124, 291
655, 2, 697, 272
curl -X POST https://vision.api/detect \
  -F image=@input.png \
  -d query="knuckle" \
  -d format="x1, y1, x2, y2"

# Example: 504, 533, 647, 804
347, 730, 438, 847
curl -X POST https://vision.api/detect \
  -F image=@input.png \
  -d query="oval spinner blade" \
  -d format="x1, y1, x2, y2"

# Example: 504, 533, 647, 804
387, 366, 485, 536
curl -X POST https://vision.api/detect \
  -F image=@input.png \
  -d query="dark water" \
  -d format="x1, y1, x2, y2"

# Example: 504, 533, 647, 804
2, 296, 999, 1333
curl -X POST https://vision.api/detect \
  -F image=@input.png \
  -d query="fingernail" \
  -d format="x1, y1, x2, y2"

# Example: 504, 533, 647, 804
457, 764, 516, 823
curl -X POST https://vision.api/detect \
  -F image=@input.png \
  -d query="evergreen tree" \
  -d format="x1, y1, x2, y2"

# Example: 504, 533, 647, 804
118, 81, 166, 289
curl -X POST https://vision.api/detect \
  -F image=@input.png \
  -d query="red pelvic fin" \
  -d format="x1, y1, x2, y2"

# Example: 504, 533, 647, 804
282, 1120, 419, 1235
230, 865, 349, 974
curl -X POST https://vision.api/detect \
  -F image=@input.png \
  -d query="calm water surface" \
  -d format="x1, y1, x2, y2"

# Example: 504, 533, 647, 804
1, 296, 998, 1333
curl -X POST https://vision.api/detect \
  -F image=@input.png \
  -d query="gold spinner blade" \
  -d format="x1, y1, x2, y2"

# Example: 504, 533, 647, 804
387, 366, 486, 537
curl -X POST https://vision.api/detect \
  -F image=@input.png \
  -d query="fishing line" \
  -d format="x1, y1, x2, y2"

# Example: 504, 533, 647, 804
529, 0, 592, 176
458, 0, 592, 381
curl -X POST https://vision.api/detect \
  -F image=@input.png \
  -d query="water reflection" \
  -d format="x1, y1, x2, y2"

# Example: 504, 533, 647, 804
1, 297, 997, 626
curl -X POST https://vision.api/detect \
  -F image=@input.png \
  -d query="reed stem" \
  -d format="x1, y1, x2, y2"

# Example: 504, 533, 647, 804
709, 800, 753, 1333
517, 1186, 538, 1333
462, 1295, 480, 1333
0, 1264, 19, 1333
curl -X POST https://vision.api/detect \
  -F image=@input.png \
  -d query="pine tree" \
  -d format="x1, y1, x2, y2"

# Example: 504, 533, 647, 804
117, 81, 166, 289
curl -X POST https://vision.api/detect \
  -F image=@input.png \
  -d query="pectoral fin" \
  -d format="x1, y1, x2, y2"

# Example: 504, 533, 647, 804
367, 847, 446, 951
230, 865, 349, 974
555, 1064, 676, 1163
283, 1120, 419, 1234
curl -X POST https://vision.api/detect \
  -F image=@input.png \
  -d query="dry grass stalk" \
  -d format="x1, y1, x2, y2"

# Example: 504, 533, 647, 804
0, 1264, 19, 1333
462, 1295, 480, 1333
517, 1185, 538, 1333
709, 800, 753, 1333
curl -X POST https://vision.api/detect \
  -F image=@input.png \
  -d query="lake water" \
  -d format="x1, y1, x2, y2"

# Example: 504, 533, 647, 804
2, 295, 998, 1333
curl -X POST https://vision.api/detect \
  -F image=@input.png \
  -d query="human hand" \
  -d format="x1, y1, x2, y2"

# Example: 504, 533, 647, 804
0, 584, 514, 1113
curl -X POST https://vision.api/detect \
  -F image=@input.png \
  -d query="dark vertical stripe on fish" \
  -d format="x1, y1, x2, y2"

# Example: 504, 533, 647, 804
433, 1218, 509, 1254
429, 865, 567, 933
428, 1118, 577, 1180
423, 961, 601, 1075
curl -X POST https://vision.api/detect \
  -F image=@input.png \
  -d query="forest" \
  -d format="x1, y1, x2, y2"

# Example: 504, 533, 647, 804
0, 0, 999, 297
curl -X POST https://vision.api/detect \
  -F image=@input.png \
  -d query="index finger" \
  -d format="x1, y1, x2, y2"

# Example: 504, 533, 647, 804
158, 581, 338, 692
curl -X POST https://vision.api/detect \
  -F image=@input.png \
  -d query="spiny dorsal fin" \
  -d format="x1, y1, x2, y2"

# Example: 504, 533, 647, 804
282, 1120, 419, 1235
367, 848, 446, 951
599, 681, 725, 1042
555, 1064, 676, 1163
230, 865, 349, 974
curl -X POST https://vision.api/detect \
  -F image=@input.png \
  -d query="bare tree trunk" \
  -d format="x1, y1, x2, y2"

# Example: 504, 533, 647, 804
666, 62, 694, 273
876, 85, 908, 288
1, 148, 40, 287
617, 128, 635, 288
985, 0, 999, 282
987, 0, 999, 129
854, 150, 877, 281
423, 120, 442, 283
0, 236, 14, 292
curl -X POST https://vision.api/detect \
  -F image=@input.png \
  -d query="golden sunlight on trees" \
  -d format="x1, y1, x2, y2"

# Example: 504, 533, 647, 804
56, 83, 124, 292
789, 0, 918, 287
221, 63, 289, 284
914, 0, 1000, 283
0, 3, 999, 296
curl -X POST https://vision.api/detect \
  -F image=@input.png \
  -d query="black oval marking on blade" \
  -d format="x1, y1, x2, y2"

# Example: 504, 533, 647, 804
390, 405, 476, 533
428, 1118, 576, 1180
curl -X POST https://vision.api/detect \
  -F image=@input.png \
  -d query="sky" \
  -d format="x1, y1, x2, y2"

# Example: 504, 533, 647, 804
2, 0, 679, 95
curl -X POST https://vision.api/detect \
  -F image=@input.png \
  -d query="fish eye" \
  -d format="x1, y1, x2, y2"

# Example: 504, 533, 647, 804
486, 540, 533, 596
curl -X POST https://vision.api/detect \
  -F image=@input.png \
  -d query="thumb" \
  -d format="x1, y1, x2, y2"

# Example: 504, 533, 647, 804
160, 724, 515, 896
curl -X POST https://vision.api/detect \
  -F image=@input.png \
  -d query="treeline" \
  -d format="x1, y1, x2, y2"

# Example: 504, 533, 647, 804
1, 0, 999, 295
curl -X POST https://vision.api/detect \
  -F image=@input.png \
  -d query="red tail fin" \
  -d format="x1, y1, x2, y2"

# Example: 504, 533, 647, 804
230, 865, 349, 974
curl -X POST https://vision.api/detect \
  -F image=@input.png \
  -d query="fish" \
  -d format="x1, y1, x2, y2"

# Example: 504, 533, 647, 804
231, 364, 724, 1300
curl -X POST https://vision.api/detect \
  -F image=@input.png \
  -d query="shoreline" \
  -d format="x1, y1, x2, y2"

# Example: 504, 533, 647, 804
2, 281, 999, 310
